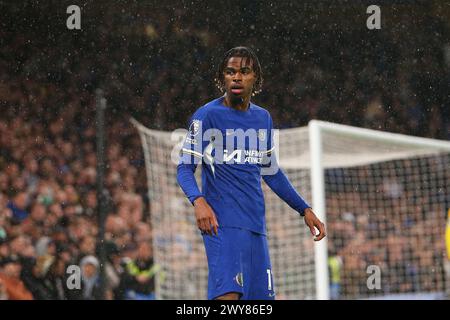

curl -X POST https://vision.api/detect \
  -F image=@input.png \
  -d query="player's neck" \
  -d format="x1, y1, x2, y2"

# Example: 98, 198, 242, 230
223, 94, 251, 111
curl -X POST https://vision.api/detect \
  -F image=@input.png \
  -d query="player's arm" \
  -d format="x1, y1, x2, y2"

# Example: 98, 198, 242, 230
261, 114, 326, 241
176, 112, 218, 236
262, 169, 326, 241
177, 163, 219, 237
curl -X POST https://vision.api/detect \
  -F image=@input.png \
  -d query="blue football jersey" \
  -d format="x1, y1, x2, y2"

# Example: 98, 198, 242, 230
177, 96, 310, 235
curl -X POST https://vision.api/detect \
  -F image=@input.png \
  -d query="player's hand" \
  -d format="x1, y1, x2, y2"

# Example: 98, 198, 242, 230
193, 197, 219, 236
304, 208, 326, 241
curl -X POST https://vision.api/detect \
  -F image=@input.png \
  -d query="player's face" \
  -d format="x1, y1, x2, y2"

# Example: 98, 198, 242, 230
223, 57, 256, 100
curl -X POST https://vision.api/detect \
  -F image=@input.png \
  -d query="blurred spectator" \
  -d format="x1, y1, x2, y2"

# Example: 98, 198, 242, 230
328, 252, 343, 300
7, 191, 29, 223
20, 255, 55, 300
66, 255, 103, 300
118, 242, 163, 300
0, 256, 33, 300
103, 241, 123, 298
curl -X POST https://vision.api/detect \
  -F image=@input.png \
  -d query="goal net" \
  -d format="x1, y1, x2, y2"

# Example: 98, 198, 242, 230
132, 118, 450, 300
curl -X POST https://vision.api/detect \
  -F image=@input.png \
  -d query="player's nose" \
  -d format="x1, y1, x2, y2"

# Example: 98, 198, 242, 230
233, 72, 242, 81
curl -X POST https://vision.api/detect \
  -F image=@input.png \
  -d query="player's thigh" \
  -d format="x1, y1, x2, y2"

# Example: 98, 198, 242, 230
203, 228, 222, 271
203, 227, 250, 299
249, 233, 275, 300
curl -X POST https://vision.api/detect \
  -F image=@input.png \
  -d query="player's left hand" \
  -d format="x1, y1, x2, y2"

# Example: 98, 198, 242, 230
303, 208, 326, 241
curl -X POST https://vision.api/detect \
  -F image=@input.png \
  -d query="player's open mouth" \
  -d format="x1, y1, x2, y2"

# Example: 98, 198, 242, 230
231, 86, 244, 94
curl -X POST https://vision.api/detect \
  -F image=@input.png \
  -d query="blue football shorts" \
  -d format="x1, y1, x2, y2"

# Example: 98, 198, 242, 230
202, 227, 276, 300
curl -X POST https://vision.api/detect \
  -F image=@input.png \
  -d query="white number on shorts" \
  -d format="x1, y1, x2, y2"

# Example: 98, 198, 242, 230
267, 269, 272, 291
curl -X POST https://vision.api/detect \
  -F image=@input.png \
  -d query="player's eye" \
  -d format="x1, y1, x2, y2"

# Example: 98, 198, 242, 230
225, 69, 235, 75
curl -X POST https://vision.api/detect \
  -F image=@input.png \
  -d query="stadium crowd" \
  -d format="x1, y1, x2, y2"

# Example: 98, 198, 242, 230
325, 154, 450, 298
0, 2, 449, 299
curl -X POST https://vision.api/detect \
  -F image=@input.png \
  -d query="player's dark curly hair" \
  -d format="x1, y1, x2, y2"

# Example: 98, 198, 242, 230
215, 46, 263, 96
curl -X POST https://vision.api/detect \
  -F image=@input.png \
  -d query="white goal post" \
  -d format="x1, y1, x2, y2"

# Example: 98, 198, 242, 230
133, 118, 450, 300
308, 120, 450, 300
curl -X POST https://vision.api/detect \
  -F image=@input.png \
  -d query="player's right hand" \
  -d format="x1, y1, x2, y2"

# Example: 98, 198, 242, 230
193, 197, 219, 236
